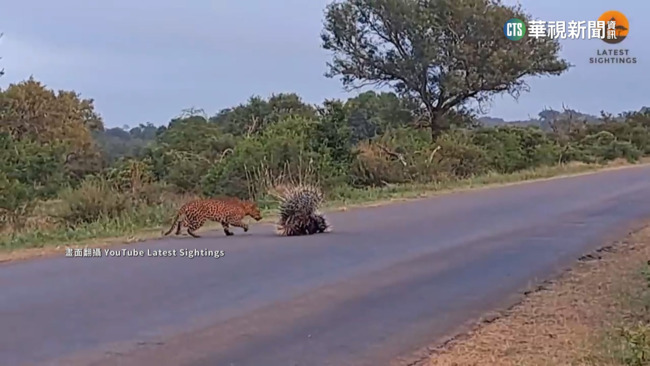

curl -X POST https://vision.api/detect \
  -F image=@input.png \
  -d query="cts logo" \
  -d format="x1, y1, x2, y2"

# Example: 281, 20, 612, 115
504, 18, 526, 41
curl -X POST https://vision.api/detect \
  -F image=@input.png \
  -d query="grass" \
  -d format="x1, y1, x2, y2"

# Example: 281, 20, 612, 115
323, 160, 634, 208
423, 222, 650, 366
0, 158, 646, 263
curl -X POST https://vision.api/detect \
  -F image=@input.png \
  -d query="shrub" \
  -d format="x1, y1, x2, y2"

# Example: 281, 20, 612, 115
56, 177, 131, 226
202, 117, 344, 198
350, 127, 440, 186
471, 126, 559, 173
0, 134, 68, 232
574, 131, 642, 164
434, 130, 490, 179
619, 324, 650, 366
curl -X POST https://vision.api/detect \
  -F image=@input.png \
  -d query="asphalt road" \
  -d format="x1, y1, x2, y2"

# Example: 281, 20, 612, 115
3, 166, 650, 366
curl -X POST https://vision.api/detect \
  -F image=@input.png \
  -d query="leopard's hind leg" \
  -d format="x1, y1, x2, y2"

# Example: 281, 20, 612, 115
221, 222, 234, 236
187, 229, 201, 238
186, 216, 206, 238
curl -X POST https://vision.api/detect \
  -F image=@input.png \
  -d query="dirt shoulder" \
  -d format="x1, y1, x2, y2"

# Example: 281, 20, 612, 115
421, 223, 650, 366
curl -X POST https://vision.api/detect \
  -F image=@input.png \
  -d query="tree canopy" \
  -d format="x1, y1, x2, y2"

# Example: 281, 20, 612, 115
321, 0, 570, 137
0, 78, 105, 179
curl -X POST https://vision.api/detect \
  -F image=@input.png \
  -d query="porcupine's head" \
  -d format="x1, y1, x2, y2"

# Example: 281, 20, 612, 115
304, 213, 329, 234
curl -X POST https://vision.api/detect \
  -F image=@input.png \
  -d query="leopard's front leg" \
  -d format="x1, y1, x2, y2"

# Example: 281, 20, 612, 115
228, 220, 249, 233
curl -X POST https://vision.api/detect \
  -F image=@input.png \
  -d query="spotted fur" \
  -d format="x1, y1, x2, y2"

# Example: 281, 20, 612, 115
272, 184, 330, 236
163, 198, 262, 238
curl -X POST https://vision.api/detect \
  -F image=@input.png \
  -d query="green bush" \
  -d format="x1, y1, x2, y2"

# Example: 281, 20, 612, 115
434, 130, 490, 179
619, 324, 650, 366
201, 116, 345, 198
56, 177, 131, 226
350, 127, 440, 186
572, 131, 642, 164
471, 126, 559, 173
0, 133, 69, 232
349, 128, 492, 185
590, 111, 650, 155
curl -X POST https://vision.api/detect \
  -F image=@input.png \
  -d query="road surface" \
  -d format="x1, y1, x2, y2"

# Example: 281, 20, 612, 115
3, 165, 650, 366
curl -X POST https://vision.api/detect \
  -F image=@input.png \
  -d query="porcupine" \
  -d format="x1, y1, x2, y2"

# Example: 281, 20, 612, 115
273, 183, 330, 236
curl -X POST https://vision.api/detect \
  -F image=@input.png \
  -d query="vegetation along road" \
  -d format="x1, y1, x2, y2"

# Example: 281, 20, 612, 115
2, 165, 650, 366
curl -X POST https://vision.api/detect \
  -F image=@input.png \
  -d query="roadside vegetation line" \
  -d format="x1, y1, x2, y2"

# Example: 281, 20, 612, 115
422, 223, 650, 366
1, 159, 645, 264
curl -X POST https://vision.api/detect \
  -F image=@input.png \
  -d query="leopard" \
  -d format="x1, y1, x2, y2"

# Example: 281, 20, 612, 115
163, 197, 263, 238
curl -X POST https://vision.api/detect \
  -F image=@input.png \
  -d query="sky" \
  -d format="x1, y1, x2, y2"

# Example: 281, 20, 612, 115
1, 0, 648, 128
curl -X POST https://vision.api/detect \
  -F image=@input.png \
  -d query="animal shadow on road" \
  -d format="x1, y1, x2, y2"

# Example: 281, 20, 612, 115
166, 230, 342, 240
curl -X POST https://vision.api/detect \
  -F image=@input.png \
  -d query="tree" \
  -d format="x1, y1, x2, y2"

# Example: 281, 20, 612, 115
143, 112, 237, 189
344, 91, 417, 142
321, 0, 570, 138
315, 99, 355, 168
155, 114, 236, 159
0, 78, 105, 180
0, 33, 4, 77
129, 122, 159, 140
0, 79, 104, 139
210, 93, 317, 136
93, 123, 159, 163
0, 133, 67, 233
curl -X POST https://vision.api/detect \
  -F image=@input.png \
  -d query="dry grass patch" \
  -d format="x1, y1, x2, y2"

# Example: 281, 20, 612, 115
425, 225, 650, 366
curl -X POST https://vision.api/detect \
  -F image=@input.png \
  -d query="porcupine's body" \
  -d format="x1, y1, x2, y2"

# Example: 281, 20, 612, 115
163, 197, 262, 238
274, 184, 330, 236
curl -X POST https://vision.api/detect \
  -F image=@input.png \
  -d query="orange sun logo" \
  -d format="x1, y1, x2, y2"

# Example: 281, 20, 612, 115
597, 10, 629, 44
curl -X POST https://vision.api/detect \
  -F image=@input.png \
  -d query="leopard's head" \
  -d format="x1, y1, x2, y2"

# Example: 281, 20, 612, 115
243, 200, 263, 221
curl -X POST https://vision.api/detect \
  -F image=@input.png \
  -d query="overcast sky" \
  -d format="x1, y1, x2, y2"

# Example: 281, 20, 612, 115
1, 0, 648, 128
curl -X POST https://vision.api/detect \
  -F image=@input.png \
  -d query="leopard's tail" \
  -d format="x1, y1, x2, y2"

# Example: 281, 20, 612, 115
163, 211, 181, 236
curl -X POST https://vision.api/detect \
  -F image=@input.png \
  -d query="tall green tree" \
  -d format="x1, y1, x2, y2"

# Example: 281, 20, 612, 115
143, 113, 237, 190
0, 133, 67, 232
316, 99, 355, 169
211, 93, 317, 136
344, 91, 417, 142
0, 78, 105, 180
321, 0, 569, 138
